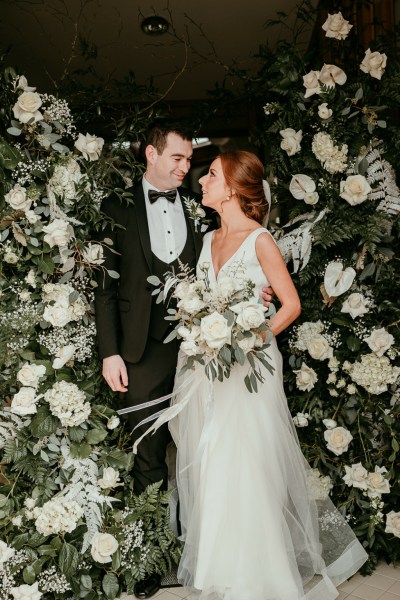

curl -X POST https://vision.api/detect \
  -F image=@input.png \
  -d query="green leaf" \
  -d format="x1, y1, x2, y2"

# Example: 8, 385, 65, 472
219, 345, 231, 365
59, 542, 79, 578
30, 406, 59, 438
102, 573, 120, 600
23, 566, 36, 585
346, 335, 361, 352
81, 574, 93, 591
37, 256, 55, 275
107, 269, 120, 279
147, 275, 162, 286
86, 428, 108, 444
70, 442, 92, 459
69, 426, 87, 442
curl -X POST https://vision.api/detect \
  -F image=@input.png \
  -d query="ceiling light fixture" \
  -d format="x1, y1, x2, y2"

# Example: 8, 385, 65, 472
141, 16, 169, 35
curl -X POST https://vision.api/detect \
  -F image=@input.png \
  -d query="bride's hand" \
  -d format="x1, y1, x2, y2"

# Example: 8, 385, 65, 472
260, 286, 274, 308
103, 355, 128, 392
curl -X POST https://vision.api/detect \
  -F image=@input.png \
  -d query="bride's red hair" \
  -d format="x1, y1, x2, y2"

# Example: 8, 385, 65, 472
219, 151, 268, 224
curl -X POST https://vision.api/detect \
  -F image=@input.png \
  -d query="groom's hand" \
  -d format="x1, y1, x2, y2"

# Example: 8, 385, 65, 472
260, 286, 274, 308
103, 355, 128, 392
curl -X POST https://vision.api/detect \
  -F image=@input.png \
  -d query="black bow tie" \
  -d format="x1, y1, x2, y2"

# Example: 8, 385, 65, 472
148, 189, 177, 204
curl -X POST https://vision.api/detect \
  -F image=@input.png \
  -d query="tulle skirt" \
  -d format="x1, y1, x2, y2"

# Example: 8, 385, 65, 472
169, 338, 368, 600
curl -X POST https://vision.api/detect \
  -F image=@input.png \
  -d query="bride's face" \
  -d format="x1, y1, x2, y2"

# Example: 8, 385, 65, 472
199, 158, 230, 210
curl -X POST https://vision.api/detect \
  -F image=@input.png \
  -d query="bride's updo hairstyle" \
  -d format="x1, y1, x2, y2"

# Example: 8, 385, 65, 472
219, 151, 268, 224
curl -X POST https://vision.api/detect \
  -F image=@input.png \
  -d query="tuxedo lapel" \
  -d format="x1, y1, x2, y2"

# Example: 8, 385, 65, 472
132, 182, 153, 272
180, 189, 204, 261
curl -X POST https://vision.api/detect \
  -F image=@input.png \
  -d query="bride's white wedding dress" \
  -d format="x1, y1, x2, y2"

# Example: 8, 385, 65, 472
169, 228, 368, 600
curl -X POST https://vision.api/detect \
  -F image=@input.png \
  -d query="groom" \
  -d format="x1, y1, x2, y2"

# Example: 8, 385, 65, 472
95, 123, 272, 598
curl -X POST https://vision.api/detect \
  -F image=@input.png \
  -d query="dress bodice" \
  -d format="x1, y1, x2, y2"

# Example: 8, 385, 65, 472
197, 228, 272, 301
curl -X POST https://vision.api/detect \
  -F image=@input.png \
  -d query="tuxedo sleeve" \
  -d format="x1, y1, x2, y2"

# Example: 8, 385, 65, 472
94, 195, 126, 359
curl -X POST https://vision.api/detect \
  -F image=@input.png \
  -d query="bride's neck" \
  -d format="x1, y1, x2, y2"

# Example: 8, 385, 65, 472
218, 212, 255, 235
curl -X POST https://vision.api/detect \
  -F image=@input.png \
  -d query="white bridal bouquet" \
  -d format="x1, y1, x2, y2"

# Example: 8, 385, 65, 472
148, 262, 275, 392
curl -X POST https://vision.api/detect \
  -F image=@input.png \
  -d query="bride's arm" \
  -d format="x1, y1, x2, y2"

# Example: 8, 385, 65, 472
256, 233, 301, 336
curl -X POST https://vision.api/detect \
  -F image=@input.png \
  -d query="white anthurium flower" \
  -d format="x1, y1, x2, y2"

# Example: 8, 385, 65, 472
319, 64, 347, 88
289, 174, 317, 200
360, 49, 387, 80
322, 12, 353, 40
340, 174, 372, 206
324, 261, 356, 297
302, 70, 321, 98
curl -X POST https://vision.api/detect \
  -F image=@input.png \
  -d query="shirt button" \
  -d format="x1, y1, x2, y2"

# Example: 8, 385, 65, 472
167, 230, 171, 234
163, 210, 167, 214
170, 251, 173, 255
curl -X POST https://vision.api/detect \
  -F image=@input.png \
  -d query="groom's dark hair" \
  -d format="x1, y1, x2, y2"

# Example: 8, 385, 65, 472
144, 121, 193, 155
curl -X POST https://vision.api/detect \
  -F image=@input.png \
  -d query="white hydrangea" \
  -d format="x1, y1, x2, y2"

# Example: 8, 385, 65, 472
347, 353, 400, 395
293, 320, 324, 351
312, 132, 348, 174
48, 159, 84, 206
44, 380, 91, 426
307, 468, 333, 500
33, 497, 83, 535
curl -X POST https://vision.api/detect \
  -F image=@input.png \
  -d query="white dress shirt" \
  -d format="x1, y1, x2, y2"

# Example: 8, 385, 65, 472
142, 177, 187, 264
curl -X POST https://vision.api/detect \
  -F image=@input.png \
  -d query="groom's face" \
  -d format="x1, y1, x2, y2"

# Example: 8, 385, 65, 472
145, 132, 193, 191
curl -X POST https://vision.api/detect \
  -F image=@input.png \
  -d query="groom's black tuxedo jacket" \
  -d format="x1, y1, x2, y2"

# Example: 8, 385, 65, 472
95, 181, 212, 364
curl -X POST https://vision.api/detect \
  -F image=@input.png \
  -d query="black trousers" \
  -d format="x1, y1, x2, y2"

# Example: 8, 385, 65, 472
121, 336, 179, 494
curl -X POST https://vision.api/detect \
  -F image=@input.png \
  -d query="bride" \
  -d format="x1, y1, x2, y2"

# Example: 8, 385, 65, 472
165, 150, 368, 600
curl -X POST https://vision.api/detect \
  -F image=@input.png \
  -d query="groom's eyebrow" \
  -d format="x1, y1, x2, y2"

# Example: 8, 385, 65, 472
171, 152, 193, 159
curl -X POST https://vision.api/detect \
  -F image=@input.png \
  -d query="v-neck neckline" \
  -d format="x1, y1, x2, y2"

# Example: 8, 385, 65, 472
210, 228, 265, 279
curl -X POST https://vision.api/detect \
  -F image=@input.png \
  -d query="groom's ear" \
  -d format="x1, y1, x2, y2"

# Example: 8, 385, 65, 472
145, 144, 157, 166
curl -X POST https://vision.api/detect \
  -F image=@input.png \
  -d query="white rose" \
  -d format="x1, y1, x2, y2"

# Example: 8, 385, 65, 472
279, 128, 302, 156
25, 210, 40, 224
293, 412, 309, 427
365, 327, 394, 357
52, 344, 76, 369
10, 582, 42, 600
322, 419, 337, 429
324, 426, 353, 456
82, 243, 104, 265
216, 275, 237, 299
13, 91, 43, 124
318, 103, 333, 119
17, 363, 46, 388
43, 304, 72, 327
200, 311, 231, 350
107, 415, 120, 430
75, 133, 104, 161
0, 540, 15, 566
237, 332, 257, 354
322, 12, 353, 40
293, 362, 318, 391
343, 462, 368, 490
319, 64, 347, 87
174, 281, 191, 300
90, 532, 118, 564
4, 184, 31, 211
367, 466, 390, 498
42, 218, 74, 248
98, 467, 122, 489
231, 301, 266, 331
307, 334, 333, 361
302, 70, 321, 98
340, 174, 372, 206
11, 387, 38, 416
341, 292, 369, 319
4, 252, 19, 264
289, 174, 316, 200
177, 293, 206, 314
181, 339, 201, 356
385, 511, 400, 538
360, 49, 387, 80
304, 192, 319, 205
